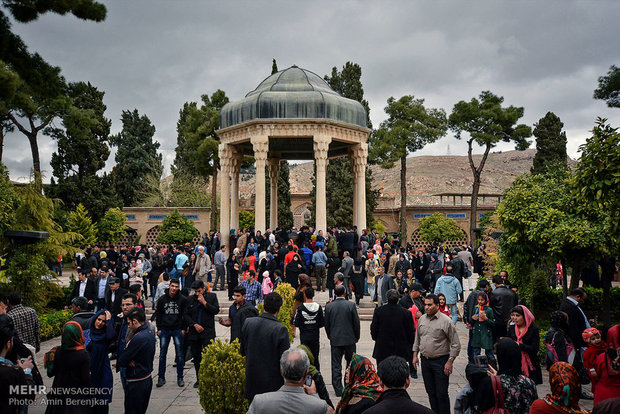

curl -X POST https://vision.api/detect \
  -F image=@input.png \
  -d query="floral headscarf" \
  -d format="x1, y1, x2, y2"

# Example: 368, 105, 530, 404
543, 362, 588, 414
61, 321, 85, 351
336, 354, 382, 413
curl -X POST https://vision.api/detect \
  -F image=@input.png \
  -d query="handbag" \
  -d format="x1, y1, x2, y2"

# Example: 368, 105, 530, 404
482, 375, 509, 414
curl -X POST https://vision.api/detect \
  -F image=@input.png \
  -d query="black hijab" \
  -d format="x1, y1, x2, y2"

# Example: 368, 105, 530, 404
496, 338, 522, 377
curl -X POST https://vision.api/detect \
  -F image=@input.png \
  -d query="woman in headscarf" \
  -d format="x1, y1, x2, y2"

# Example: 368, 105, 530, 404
472, 338, 538, 414
426, 253, 443, 292
593, 324, 620, 404
351, 258, 365, 305
45, 321, 91, 414
543, 311, 575, 370
87, 310, 115, 414
298, 345, 334, 409
285, 253, 304, 289
393, 270, 408, 298
336, 354, 383, 414
530, 361, 589, 414
507, 304, 543, 384
364, 252, 378, 297
394, 254, 411, 277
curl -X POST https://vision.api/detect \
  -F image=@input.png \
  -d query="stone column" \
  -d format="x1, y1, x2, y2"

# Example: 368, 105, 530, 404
351, 142, 368, 235
218, 144, 233, 247
251, 135, 269, 232
314, 135, 332, 234
349, 148, 358, 227
230, 149, 243, 232
268, 158, 281, 229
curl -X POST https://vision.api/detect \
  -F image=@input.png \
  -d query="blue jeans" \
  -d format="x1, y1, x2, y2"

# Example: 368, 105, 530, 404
158, 329, 184, 380
448, 304, 458, 325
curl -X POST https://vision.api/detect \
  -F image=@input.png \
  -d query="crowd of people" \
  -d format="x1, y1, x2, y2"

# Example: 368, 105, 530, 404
1, 225, 619, 414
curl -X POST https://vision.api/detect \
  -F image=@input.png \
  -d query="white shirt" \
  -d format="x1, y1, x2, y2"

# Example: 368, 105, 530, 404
79, 280, 87, 297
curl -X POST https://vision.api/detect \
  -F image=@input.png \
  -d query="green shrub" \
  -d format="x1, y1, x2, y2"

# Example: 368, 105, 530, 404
39, 310, 73, 341
531, 286, 620, 322
539, 329, 548, 367
257, 282, 296, 343
41, 281, 68, 311
198, 338, 248, 414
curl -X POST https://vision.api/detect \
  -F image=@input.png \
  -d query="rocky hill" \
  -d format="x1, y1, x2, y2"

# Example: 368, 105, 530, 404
167, 149, 567, 208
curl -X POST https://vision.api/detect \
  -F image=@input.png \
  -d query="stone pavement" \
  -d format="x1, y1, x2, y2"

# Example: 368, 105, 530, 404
28, 280, 595, 413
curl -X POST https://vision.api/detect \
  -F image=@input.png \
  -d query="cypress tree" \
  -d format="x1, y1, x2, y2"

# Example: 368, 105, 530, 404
531, 112, 567, 174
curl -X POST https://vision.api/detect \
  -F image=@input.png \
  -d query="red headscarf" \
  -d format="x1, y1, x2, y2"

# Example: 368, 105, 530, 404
513, 305, 535, 377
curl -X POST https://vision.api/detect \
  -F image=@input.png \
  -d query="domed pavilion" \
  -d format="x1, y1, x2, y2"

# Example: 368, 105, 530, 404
216, 65, 371, 245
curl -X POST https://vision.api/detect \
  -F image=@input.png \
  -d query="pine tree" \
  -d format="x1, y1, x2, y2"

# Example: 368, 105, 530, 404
67, 203, 98, 245
271, 59, 278, 75
309, 62, 377, 228
110, 109, 162, 207
97, 207, 127, 244
531, 112, 568, 174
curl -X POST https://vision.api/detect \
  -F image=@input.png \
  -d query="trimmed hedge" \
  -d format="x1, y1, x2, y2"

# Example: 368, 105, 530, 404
198, 338, 248, 414
257, 282, 297, 342
39, 310, 73, 341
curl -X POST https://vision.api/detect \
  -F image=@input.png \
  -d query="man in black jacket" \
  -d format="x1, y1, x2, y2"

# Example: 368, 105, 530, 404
489, 274, 518, 342
70, 271, 97, 308
371, 289, 415, 366
559, 288, 589, 349
105, 277, 127, 322
154, 278, 187, 388
118, 308, 156, 414
364, 356, 433, 414
293, 287, 325, 371
241, 292, 290, 401
449, 252, 466, 302
184, 280, 219, 387
218, 285, 258, 343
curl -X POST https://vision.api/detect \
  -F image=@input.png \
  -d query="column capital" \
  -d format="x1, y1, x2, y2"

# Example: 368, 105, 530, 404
268, 158, 281, 181
251, 135, 269, 163
313, 135, 332, 161
219, 144, 235, 173
230, 148, 243, 175
350, 142, 368, 175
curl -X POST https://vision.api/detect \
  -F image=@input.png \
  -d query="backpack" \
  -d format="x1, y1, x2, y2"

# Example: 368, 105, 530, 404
482, 375, 509, 414
44, 346, 59, 377
545, 330, 576, 369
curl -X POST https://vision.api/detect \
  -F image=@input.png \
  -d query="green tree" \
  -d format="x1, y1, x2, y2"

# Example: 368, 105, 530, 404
238, 210, 255, 232
67, 203, 98, 245
166, 174, 211, 207
172, 90, 229, 230
572, 118, 620, 324
531, 112, 567, 174
110, 109, 162, 207
308, 62, 377, 228
0, 163, 19, 243
593, 65, 620, 108
449, 91, 532, 245
157, 209, 198, 245
496, 167, 608, 301
417, 213, 464, 245
0, 1, 105, 187
97, 207, 127, 244
371, 95, 447, 239
266, 160, 294, 230
46, 81, 116, 220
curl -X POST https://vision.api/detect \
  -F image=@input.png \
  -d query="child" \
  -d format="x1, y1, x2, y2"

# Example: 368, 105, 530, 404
261, 271, 273, 295
471, 291, 495, 363
583, 327, 607, 389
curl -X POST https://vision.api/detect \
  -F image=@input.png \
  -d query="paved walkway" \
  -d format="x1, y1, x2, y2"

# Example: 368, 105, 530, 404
28, 278, 595, 413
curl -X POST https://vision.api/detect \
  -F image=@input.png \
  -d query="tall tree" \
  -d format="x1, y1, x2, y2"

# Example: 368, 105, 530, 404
172, 90, 229, 230
110, 109, 162, 207
370, 95, 447, 239
449, 91, 532, 245
593, 65, 620, 108
0, 3, 105, 187
266, 160, 294, 230
271, 59, 278, 75
66, 203, 98, 245
310, 62, 377, 228
531, 112, 567, 174
46, 81, 116, 220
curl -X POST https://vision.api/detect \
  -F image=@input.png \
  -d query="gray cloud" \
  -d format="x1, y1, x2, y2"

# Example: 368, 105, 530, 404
4, 0, 619, 181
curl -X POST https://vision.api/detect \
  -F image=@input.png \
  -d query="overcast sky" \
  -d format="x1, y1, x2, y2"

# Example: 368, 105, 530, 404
4, 0, 619, 182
